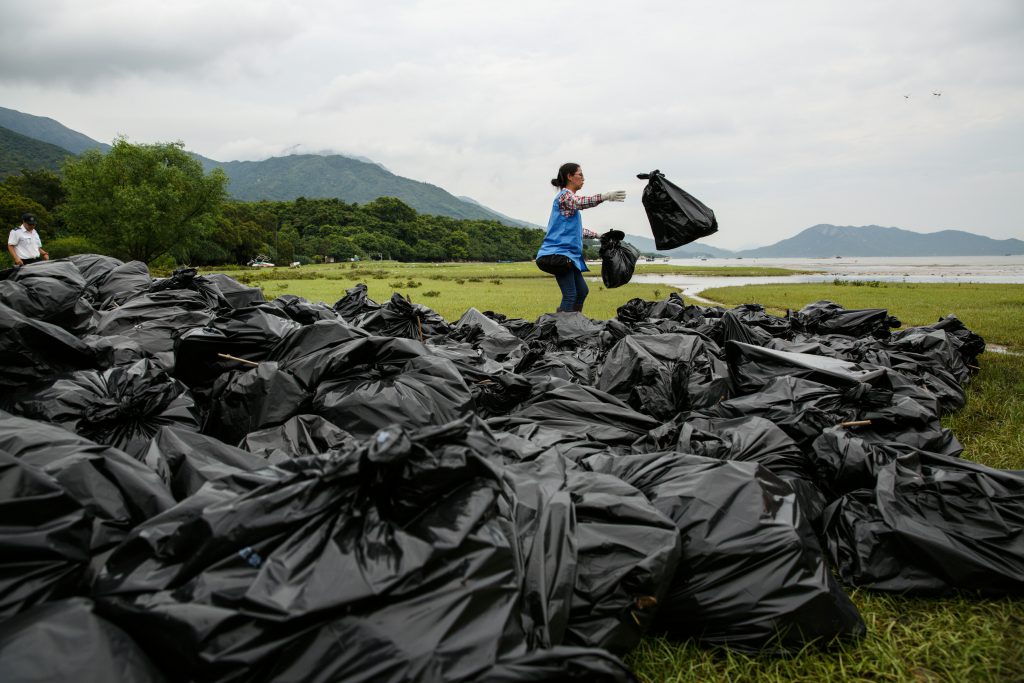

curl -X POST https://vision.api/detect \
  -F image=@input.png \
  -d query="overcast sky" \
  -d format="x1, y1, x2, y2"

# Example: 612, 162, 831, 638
2, 0, 1022, 249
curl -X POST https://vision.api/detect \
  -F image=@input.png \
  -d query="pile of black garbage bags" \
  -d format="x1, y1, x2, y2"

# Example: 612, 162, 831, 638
1, 256, 1019, 683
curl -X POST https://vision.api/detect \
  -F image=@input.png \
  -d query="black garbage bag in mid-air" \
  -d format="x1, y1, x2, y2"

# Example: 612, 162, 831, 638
823, 451, 1024, 596
636, 170, 718, 250
599, 230, 641, 288
586, 451, 865, 652
0, 598, 167, 683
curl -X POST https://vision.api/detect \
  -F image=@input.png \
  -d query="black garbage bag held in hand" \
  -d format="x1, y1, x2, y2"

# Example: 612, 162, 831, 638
637, 170, 718, 250
599, 230, 641, 288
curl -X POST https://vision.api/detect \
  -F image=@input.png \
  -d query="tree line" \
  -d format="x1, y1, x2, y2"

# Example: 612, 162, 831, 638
2, 138, 566, 267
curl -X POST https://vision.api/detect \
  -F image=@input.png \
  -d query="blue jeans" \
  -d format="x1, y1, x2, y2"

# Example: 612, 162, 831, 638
554, 266, 589, 312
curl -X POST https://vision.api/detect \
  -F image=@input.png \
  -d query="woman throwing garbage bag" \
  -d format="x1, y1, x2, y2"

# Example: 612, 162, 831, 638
535, 163, 625, 313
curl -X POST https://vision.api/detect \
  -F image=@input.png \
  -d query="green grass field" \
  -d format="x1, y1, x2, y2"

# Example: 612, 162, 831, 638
209, 264, 1024, 682
213, 261, 814, 320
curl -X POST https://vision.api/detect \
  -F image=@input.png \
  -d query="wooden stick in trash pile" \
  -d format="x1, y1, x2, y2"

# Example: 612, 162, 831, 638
217, 353, 259, 367
838, 420, 872, 427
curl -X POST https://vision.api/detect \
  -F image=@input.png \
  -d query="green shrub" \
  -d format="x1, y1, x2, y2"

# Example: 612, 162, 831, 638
44, 236, 100, 259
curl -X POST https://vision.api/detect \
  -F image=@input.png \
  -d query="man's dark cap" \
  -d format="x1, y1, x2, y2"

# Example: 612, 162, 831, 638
21, 213, 37, 224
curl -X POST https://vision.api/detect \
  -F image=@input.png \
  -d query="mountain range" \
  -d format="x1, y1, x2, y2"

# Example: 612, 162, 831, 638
0, 105, 530, 227
2, 105, 1021, 257
629, 224, 1023, 258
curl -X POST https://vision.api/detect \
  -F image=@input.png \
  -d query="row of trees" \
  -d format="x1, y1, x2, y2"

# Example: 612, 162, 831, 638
3, 139, 565, 267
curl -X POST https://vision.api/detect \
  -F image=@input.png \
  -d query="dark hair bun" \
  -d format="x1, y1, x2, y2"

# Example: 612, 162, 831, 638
550, 178, 560, 188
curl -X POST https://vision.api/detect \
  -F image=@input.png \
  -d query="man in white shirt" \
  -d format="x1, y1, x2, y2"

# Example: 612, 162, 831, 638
7, 213, 49, 266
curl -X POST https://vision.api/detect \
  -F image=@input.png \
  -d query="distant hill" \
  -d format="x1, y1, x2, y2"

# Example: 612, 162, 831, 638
735, 224, 1024, 257
199, 154, 532, 226
0, 106, 109, 155
0, 126, 76, 178
622, 232, 735, 258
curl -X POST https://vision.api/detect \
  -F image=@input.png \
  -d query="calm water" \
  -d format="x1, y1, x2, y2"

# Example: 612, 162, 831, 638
629, 255, 1024, 297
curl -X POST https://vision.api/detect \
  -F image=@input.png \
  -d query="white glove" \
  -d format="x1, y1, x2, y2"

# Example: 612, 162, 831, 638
601, 190, 626, 202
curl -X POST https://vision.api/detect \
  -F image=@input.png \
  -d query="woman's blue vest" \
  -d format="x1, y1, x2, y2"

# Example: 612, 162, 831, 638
535, 189, 588, 272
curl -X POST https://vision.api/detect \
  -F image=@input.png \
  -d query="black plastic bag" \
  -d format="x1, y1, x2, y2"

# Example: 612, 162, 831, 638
0, 411, 175, 553
281, 336, 475, 439
0, 598, 167, 683
498, 378, 660, 447
449, 307, 527, 362
596, 333, 729, 419
149, 266, 230, 310
0, 303, 96, 388
202, 361, 309, 445
536, 253, 574, 276
173, 305, 300, 388
0, 259, 96, 334
793, 300, 901, 340
203, 273, 267, 309
699, 376, 860, 450
87, 260, 153, 308
143, 426, 289, 500
599, 230, 641, 288
239, 414, 359, 461
268, 293, 339, 324
359, 292, 452, 340
4, 359, 200, 460
586, 451, 865, 652
94, 290, 216, 370
823, 451, 1024, 595
92, 422, 530, 682
637, 170, 718, 250
332, 282, 381, 320
0, 450, 92, 621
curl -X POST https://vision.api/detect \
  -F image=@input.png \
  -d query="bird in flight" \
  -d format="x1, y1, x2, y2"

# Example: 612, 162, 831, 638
904, 94, 910, 99
932, 91, 942, 96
